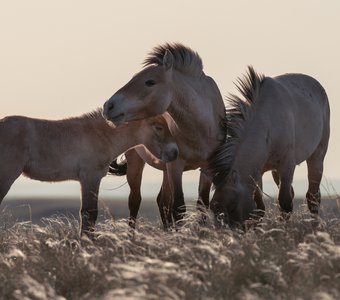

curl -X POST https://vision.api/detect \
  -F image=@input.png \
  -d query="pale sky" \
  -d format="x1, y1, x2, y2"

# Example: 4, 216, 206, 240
1, 1, 339, 198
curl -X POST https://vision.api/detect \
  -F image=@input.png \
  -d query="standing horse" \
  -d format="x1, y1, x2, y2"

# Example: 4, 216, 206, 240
103, 43, 226, 226
209, 67, 330, 227
0, 110, 178, 235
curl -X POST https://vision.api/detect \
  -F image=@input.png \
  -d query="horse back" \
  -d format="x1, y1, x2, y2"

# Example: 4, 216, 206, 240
273, 73, 330, 134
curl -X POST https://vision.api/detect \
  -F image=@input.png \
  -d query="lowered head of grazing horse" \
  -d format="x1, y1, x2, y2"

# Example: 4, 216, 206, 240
0, 109, 178, 236
209, 66, 330, 229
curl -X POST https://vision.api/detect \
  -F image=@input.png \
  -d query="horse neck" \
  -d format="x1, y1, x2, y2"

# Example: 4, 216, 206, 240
106, 122, 143, 156
167, 73, 224, 145
232, 127, 268, 183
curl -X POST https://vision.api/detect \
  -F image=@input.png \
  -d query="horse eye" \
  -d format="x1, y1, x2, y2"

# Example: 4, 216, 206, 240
145, 79, 156, 87
153, 125, 164, 132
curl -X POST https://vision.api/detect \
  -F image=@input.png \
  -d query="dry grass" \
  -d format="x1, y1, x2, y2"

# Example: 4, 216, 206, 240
1, 199, 340, 300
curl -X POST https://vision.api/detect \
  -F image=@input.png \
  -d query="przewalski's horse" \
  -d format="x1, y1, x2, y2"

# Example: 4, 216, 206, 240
209, 66, 330, 228
0, 110, 178, 235
103, 43, 226, 226
110, 147, 212, 229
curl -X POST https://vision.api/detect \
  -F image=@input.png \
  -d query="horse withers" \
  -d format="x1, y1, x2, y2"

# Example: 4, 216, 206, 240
209, 67, 330, 228
0, 110, 178, 236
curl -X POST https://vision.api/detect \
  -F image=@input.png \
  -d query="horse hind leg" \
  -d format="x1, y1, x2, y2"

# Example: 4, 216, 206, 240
306, 146, 327, 216
253, 178, 265, 219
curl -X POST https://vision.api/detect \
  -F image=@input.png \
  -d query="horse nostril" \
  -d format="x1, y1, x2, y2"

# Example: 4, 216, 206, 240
172, 148, 179, 160
108, 102, 114, 112
162, 146, 179, 162
167, 148, 179, 161
103, 100, 115, 118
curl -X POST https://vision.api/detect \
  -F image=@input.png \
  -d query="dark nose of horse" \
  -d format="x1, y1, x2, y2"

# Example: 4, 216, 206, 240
162, 145, 179, 162
171, 148, 179, 160
103, 100, 114, 118
107, 101, 114, 111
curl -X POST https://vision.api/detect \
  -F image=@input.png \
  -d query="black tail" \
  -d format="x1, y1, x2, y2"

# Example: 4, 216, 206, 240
108, 158, 128, 176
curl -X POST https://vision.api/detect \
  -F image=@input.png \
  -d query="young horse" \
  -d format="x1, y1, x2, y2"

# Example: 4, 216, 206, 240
209, 67, 330, 228
103, 43, 226, 225
111, 147, 211, 229
0, 110, 178, 235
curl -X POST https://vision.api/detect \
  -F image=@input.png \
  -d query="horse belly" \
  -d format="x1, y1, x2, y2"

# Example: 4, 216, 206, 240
23, 158, 79, 182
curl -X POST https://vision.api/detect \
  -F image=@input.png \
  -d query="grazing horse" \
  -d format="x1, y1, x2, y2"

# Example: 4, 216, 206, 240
103, 43, 226, 226
209, 66, 330, 228
0, 110, 178, 235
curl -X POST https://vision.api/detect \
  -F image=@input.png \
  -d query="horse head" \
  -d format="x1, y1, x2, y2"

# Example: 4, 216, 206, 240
141, 113, 179, 163
210, 170, 256, 229
103, 50, 175, 125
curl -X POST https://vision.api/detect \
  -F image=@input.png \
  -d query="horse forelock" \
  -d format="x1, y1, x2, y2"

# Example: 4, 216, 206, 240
143, 43, 203, 77
209, 66, 265, 187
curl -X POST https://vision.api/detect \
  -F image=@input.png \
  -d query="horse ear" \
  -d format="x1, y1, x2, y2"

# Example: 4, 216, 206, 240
163, 50, 174, 71
162, 112, 178, 135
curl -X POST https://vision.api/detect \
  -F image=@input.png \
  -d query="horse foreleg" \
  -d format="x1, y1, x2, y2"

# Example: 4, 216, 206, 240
254, 178, 265, 219
272, 170, 280, 187
79, 176, 101, 237
196, 171, 211, 223
157, 171, 173, 230
197, 171, 211, 210
277, 165, 295, 218
0, 160, 24, 204
0, 177, 18, 205
272, 169, 295, 207
166, 160, 185, 225
125, 150, 145, 228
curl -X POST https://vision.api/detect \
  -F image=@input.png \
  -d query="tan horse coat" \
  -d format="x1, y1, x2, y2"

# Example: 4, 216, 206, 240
0, 110, 178, 235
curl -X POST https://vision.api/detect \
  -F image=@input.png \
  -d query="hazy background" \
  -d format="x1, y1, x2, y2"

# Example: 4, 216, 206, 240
1, 1, 339, 202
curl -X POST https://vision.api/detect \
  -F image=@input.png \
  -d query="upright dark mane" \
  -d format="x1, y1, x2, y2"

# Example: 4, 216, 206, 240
143, 43, 203, 77
209, 66, 265, 186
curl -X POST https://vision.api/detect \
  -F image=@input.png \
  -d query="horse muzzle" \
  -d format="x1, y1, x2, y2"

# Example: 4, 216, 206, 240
161, 143, 179, 162
102, 99, 126, 125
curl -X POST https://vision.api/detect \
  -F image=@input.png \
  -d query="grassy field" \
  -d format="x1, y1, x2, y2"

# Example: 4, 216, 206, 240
0, 196, 340, 300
